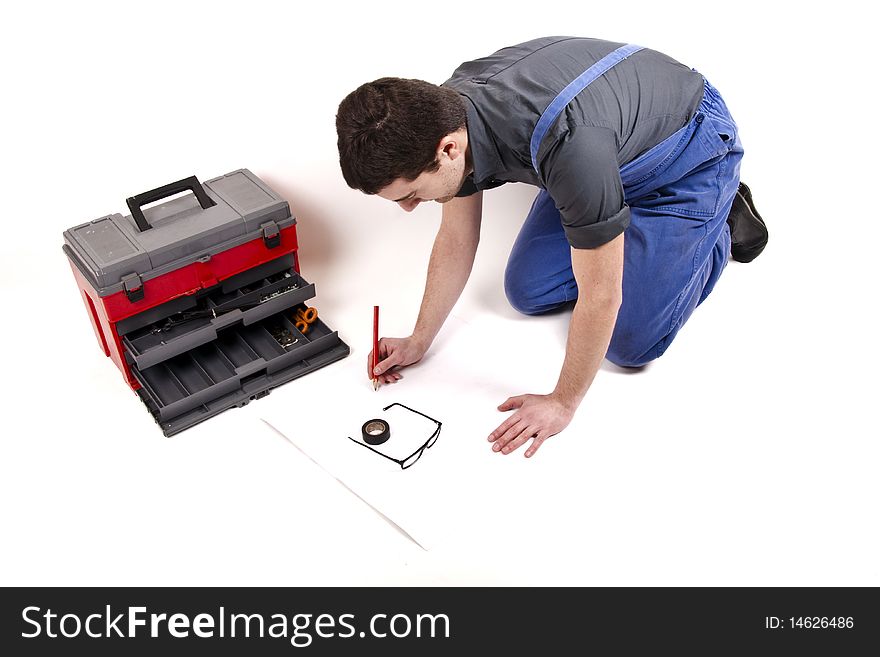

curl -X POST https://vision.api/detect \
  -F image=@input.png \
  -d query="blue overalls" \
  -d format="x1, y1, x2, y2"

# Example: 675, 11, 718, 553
504, 45, 744, 367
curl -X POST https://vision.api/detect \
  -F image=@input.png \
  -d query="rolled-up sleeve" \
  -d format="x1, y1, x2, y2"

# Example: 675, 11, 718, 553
539, 126, 630, 249
455, 175, 480, 197
455, 175, 506, 198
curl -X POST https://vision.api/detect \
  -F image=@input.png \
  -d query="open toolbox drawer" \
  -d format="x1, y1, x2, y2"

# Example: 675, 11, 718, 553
120, 258, 349, 436
122, 267, 316, 370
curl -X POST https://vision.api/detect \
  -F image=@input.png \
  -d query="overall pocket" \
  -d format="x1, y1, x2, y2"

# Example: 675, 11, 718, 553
627, 112, 736, 220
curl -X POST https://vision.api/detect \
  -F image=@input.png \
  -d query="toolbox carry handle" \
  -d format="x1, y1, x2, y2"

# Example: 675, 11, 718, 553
126, 175, 216, 232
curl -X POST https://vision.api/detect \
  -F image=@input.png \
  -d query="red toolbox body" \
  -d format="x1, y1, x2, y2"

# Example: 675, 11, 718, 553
67, 224, 299, 390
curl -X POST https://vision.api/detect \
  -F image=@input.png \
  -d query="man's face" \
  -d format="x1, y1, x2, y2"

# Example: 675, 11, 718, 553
377, 131, 469, 212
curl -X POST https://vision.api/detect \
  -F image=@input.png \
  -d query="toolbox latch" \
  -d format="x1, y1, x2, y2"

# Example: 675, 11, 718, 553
261, 221, 281, 249
122, 273, 144, 302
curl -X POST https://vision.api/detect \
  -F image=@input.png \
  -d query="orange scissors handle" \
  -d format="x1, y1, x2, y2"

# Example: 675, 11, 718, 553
298, 306, 318, 323
294, 306, 318, 334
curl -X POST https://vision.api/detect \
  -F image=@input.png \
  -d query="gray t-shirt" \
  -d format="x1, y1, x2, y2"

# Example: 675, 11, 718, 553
442, 36, 704, 248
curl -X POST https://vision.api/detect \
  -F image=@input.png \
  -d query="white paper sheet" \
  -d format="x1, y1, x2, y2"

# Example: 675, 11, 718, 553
260, 313, 570, 549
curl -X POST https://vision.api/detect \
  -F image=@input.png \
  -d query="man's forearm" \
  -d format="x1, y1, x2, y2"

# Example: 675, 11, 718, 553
552, 235, 625, 411
411, 193, 483, 348
552, 295, 620, 410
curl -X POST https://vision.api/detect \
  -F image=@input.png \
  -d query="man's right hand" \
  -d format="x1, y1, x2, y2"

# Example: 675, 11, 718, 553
368, 335, 429, 385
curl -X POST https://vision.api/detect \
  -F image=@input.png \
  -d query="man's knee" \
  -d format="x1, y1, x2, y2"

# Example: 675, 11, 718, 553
606, 332, 660, 368
504, 268, 545, 315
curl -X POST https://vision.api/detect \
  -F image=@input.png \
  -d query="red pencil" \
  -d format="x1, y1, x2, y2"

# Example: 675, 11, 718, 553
372, 305, 379, 391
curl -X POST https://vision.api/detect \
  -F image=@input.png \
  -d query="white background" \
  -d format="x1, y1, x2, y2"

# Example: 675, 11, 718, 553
1, 1, 877, 585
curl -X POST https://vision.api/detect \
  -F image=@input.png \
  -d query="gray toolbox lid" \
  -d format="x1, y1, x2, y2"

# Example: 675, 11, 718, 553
62, 169, 295, 296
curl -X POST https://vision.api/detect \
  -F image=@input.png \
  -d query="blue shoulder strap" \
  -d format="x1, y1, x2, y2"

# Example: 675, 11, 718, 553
530, 44, 645, 174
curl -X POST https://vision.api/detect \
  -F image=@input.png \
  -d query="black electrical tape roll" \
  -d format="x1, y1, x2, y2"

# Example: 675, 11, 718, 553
362, 419, 390, 445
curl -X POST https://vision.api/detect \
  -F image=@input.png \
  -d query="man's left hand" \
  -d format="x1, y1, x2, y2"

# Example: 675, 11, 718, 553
488, 394, 574, 458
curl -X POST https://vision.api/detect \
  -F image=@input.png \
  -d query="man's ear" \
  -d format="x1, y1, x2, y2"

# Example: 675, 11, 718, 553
438, 131, 463, 160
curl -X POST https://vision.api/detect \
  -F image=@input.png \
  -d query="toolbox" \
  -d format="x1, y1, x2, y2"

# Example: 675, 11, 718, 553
63, 169, 350, 436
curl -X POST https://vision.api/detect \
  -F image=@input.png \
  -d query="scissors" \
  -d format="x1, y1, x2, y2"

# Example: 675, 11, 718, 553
294, 306, 318, 334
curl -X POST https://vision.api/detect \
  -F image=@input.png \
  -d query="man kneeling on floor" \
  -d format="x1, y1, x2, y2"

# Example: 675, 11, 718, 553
336, 36, 769, 458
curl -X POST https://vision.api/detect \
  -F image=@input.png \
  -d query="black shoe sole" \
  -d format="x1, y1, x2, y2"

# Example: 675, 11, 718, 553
728, 181, 768, 263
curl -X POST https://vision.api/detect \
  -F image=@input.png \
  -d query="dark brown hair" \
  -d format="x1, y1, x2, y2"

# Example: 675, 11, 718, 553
336, 78, 467, 194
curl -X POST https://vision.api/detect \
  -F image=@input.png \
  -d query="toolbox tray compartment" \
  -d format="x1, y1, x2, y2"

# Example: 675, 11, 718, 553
131, 309, 348, 436
121, 257, 349, 436
122, 267, 315, 370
